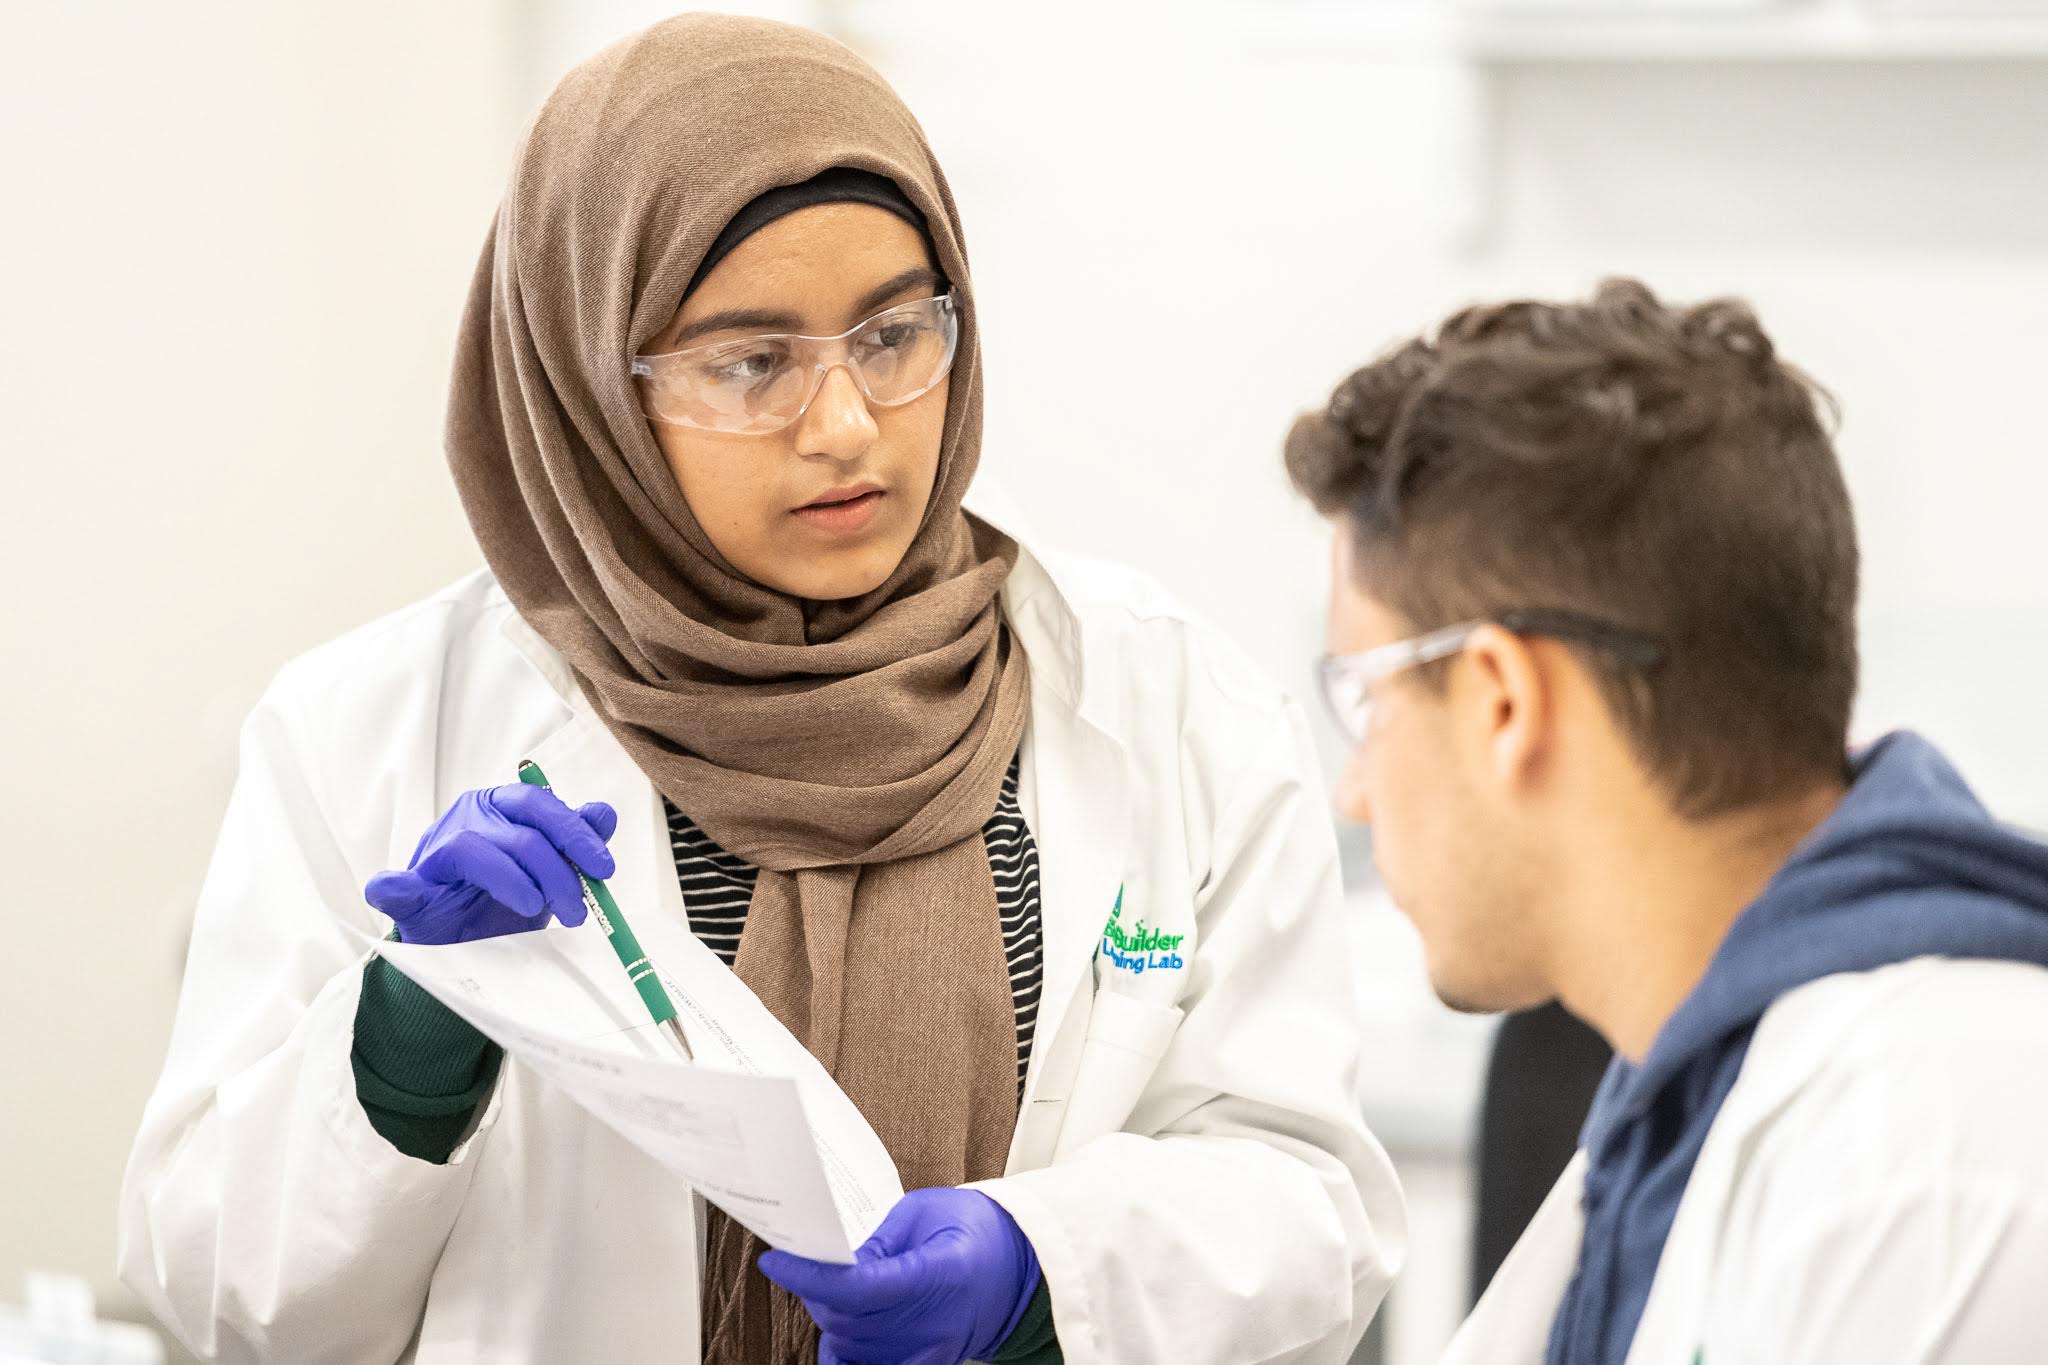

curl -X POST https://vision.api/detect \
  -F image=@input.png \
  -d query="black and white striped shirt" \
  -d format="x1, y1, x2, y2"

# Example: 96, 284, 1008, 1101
663, 757, 1045, 1092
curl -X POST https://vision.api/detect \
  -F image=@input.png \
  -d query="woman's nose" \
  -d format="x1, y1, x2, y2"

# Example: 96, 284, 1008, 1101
794, 364, 879, 462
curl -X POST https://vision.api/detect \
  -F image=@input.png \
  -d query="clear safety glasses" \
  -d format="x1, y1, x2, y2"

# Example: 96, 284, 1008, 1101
630, 293, 961, 436
1318, 607, 1665, 745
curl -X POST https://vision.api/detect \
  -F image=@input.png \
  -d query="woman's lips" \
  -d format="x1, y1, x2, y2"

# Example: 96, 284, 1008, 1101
791, 488, 885, 534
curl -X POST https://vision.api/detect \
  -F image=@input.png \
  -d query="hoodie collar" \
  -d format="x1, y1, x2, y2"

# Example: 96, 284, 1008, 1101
1593, 732, 2048, 1139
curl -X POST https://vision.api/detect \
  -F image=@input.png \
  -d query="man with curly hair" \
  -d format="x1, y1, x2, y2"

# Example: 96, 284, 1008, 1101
1288, 280, 2048, 1363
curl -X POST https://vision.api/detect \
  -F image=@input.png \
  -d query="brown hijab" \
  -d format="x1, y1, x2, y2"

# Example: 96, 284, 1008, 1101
443, 15, 1029, 1361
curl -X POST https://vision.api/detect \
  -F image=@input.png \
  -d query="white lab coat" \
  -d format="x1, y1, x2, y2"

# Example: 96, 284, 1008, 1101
118, 486, 1405, 1364
1442, 956, 2048, 1365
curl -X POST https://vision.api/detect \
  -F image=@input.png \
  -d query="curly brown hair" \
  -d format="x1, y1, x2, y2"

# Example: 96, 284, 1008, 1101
1287, 278, 1857, 817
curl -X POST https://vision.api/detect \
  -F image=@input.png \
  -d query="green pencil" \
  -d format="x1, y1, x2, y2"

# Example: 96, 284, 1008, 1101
516, 760, 694, 1060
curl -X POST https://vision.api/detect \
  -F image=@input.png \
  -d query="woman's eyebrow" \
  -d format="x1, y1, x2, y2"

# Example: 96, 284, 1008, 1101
671, 307, 803, 347
851, 267, 943, 318
667, 268, 943, 349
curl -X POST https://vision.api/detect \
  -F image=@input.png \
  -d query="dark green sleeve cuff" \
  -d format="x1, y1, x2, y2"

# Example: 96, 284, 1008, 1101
351, 953, 502, 1163
989, 1278, 1060, 1364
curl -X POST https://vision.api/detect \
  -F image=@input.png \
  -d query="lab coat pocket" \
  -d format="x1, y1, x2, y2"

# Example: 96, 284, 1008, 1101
1051, 990, 1184, 1161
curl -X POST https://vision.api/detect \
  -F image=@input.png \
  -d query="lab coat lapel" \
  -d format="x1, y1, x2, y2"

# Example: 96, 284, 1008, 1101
1005, 670, 1130, 1169
965, 480, 1136, 1168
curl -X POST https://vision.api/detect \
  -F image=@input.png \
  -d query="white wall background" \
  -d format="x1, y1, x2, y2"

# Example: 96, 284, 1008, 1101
1, 2, 522, 1348
4, 1, 2045, 1358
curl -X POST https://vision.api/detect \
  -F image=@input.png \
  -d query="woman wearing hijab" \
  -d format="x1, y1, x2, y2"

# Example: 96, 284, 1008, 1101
117, 15, 1401, 1363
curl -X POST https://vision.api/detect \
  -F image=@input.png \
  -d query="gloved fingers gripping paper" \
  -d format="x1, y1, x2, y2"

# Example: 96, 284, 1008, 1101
348, 910, 903, 1262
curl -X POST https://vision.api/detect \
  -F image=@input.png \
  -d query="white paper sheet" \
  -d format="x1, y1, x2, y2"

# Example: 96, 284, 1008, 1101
353, 912, 903, 1263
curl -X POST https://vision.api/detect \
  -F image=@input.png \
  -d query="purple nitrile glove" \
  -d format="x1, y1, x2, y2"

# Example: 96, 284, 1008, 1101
363, 783, 617, 945
759, 1187, 1040, 1365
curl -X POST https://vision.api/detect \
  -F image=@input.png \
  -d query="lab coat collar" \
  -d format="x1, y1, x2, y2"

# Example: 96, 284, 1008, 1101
963, 474, 1087, 713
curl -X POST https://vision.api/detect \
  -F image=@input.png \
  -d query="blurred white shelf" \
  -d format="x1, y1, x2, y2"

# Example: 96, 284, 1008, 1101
1456, 6, 2048, 61
1216, 0, 2048, 248
1216, 1, 2048, 62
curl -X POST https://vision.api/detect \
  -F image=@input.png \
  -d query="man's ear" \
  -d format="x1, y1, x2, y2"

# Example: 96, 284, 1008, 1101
1459, 623, 1550, 793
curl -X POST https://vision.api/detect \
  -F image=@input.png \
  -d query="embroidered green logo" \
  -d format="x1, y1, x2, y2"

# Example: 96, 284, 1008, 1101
1099, 885, 1185, 974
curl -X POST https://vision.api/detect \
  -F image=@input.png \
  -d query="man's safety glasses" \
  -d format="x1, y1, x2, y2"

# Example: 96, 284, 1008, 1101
1318, 608, 1665, 745
631, 293, 960, 436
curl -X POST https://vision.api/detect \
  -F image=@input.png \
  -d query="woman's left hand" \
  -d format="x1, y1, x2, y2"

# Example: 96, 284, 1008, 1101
760, 1186, 1040, 1365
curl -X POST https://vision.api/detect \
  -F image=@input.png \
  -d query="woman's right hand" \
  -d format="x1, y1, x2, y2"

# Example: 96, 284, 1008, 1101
364, 784, 618, 944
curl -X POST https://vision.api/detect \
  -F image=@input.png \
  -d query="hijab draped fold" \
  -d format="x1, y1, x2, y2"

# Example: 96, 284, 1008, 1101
443, 15, 1029, 1361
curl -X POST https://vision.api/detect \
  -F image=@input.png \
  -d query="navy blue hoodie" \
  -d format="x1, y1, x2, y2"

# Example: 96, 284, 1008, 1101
1545, 732, 2048, 1365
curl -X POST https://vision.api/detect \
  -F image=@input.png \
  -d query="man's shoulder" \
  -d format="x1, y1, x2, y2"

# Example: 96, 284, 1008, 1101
1770, 956, 2048, 1071
1745, 957, 2048, 1178
1684, 958, 2048, 1358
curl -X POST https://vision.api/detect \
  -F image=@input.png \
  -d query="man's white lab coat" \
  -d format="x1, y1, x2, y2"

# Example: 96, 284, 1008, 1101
1442, 956, 2048, 1365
